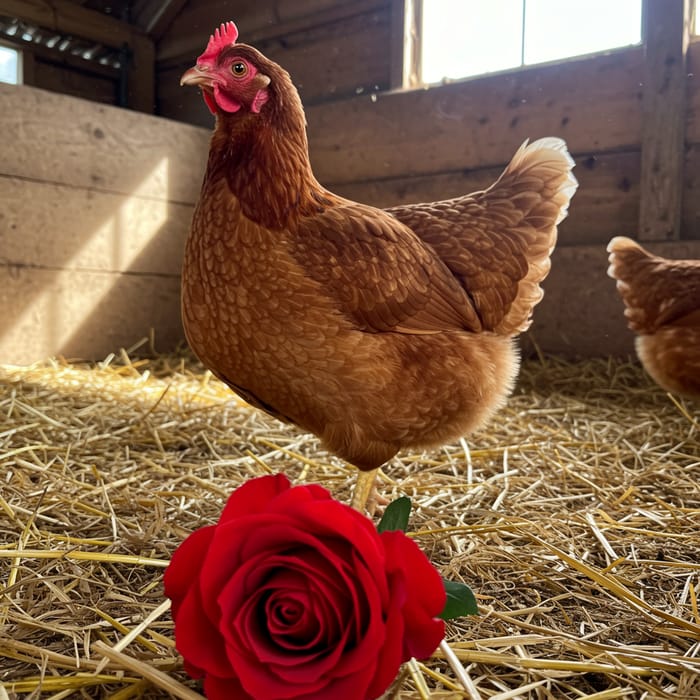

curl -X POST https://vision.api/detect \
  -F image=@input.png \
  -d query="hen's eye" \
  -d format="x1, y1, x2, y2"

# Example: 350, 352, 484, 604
231, 61, 248, 77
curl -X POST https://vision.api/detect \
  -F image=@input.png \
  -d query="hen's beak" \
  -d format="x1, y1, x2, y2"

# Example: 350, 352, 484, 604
180, 66, 214, 88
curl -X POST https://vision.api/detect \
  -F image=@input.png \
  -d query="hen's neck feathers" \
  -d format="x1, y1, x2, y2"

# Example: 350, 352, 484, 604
206, 71, 332, 229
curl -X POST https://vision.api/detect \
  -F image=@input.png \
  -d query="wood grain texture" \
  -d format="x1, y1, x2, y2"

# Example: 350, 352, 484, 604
0, 177, 192, 276
0, 265, 183, 364
638, 0, 690, 241
306, 47, 646, 184
0, 83, 209, 202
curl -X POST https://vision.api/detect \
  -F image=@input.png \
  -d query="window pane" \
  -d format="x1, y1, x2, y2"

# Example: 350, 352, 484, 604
0, 45, 20, 84
422, 0, 523, 83
524, 0, 642, 65
420, 0, 642, 84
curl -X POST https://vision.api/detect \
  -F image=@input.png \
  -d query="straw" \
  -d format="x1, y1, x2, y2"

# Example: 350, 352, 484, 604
0, 351, 698, 697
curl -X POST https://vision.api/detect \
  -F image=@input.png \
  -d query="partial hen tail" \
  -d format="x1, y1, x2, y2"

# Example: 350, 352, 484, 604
607, 236, 700, 333
387, 138, 578, 335
485, 138, 578, 334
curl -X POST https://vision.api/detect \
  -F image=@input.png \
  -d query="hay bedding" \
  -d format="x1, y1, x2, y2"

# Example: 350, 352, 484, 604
0, 349, 698, 699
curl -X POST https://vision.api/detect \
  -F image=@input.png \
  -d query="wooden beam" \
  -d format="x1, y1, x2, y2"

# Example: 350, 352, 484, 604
638, 0, 690, 241
0, 0, 145, 47
128, 34, 155, 113
131, 0, 189, 41
403, 0, 422, 88
388, 0, 406, 89
0, 33, 118, 78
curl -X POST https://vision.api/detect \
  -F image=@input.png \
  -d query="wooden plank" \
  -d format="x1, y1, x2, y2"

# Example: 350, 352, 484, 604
684, 38, 700, 141
401, 0, 422, 88
0, 0, 144, 47
388, 0, 405, 89
638, 0, 690, 241
306, 47, 646, 184
0, 265, 183, 364
681, 142, 700, 239
331, 151, 641, 247
0, 83, 209, 202
0, 177, 192, 276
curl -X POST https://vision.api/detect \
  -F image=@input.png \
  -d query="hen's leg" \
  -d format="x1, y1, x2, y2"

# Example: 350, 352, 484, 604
351, 468, 379, 514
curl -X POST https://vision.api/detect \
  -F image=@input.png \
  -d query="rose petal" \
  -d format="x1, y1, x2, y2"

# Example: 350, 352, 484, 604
173, 578, 234, 678
366, 597, 405, 700
381, 530, 446, 660
266, 589, 321, 647
220, 473, 291, 523
219, 557, 383, 696
163, 525, 216, 618
204, 673, 254, 700
220, 552, 358, 669
201, 519, 367, 617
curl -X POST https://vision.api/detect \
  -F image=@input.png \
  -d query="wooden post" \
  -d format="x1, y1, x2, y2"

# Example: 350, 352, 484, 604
638, 0, 690, 241
389, 0, 406, 90
128, 35, 155, 114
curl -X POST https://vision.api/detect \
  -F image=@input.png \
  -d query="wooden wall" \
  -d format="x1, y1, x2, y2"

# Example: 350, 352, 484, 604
0, 83, 208, 364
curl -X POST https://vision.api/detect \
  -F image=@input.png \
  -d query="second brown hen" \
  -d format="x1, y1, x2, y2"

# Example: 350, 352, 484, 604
180, 22, 578, 507
607, 236, 700, 398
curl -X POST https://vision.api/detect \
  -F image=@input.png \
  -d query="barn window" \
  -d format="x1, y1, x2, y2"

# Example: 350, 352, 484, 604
420, 0, 643, 85
0, 43, 21, 84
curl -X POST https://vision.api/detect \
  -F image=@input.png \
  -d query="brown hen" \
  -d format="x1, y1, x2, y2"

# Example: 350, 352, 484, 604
180, 22, 578, 508
607, 236, 700, 398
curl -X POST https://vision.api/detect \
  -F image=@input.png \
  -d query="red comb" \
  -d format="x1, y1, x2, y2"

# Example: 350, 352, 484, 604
198, 21, 239, 63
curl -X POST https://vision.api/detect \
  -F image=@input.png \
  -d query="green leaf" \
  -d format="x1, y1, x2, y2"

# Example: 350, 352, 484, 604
376, 497, 411, 533
440, 579, 478, 619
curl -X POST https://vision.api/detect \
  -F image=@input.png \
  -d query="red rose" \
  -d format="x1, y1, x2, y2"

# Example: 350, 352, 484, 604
164, 474, 445, 700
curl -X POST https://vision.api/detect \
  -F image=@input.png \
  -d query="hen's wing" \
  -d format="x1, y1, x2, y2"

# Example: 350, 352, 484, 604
607, 236, 700, 333
387, 138, 577, 335
288, 202, 484, 334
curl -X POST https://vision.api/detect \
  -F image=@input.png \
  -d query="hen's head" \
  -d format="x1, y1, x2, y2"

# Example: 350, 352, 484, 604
181, 21, 286, 118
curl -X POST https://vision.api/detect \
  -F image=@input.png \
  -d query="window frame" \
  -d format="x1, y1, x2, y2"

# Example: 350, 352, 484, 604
0, 40, 23, 85
399, 0, 675, 90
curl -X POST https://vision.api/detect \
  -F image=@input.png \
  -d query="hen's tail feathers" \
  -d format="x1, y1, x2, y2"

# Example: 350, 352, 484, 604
491, 137, 578, 334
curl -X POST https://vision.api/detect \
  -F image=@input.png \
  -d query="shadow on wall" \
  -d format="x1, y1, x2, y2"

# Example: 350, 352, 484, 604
0, 83, 211, 364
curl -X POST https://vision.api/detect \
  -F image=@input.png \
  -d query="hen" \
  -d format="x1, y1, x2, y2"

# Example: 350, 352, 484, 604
607, 236, 700, 398
180, 22, 578, 509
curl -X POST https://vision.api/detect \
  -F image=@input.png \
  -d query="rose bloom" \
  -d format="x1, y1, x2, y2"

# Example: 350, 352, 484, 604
164, 473, 445, 700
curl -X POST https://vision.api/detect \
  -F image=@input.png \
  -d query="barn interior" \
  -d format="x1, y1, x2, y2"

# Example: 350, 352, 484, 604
1, 1, 698, 698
